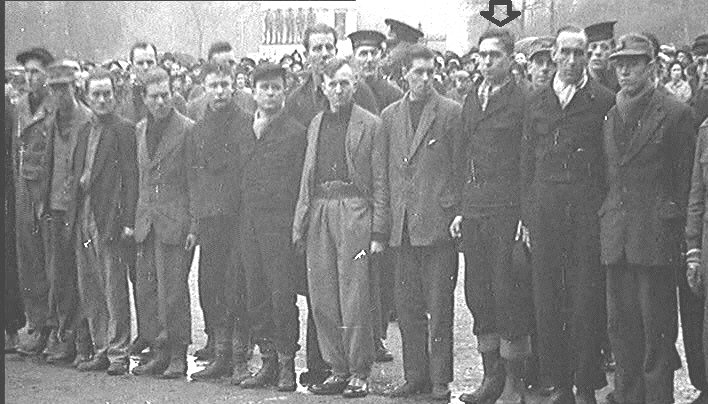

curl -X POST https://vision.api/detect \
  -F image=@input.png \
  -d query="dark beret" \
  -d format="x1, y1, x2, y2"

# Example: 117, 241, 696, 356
16, 47, 54, 67
385, 18, 424, 44
252, 63, 286, 85
585, 21, 617, 43
348, 30, 387, 50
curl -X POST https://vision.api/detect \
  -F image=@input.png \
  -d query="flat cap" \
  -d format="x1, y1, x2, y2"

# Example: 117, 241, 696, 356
585, 21, 617, 43
348, 30, 386, 50
252, 63, 286, 84
240, 57, 256, 67
609, 33, 654, 60
385, 18, 423, 44
528, 36, 555, 61
45, 60, 80, 85
692, 34, 708, 56
16, 47, 55, 67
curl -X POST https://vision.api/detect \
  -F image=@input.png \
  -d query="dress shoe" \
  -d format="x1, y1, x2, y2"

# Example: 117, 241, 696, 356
277, 357, 297, 392
575, 388, 596, 404
45, 335, 77, 364
133, 345, 169, 376
298, 369, 332, 386
544, 386, 575, 404
160, 344, 188, 379
16, 329, 49, 356
431, 383, 451, 401
309, 374, 350, 395
71, 353, 92, 368
388, 380, 433, 397
692, 391, 708, 404
240, 352, 279, 388
374, 339, 394, 362
77, 355, 110, 371
106, 361, 128, 376
342, 377, 369, 398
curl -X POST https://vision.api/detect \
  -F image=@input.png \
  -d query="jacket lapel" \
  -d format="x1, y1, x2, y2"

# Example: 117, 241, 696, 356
563, 82, 596, 118
346, 105, 366, 158
136, 121, 149, 172
148, 111, 183, 170
620, 91, 667, 165
408, 91, 439, 158
304, 112, 324, 196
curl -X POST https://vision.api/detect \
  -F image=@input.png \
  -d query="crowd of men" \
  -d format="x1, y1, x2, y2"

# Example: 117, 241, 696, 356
4, 15, 708, 404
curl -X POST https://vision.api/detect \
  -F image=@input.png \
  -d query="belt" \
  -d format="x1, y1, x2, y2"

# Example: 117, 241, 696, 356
313, 180, 362, 199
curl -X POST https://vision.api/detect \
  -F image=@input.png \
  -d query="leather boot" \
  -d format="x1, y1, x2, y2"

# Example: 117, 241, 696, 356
45, 330, 76, 364
192, 327, 232, 380
460, 350, 505, 404
127, 336, 150, 357
161, 343, 188, 379
132, 343, 169, 376
496, 358, 527, 404
240, 342, 278, 388
277, 355, 296, 392
16, 327, 50, 356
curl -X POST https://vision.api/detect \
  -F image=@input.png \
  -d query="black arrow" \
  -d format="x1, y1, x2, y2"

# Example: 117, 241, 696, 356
480, 0, 521, 27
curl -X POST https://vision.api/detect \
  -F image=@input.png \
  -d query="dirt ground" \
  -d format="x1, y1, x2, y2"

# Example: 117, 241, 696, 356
4, 250, 702, 403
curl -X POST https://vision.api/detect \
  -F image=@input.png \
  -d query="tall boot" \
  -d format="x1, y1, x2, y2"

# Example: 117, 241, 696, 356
161, 343, 188, 379
132, 342, 169, 376
277, 354, 297, 392
192, 327, 232, 380
240, 342, 278, 388
496, 358, 527, 404
460, 350, 506, 404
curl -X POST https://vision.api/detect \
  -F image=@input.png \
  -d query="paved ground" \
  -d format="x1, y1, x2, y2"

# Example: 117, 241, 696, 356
4, 250, 702, 403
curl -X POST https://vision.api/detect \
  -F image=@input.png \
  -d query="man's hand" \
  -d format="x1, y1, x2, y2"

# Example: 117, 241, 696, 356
687, 262, 704, 297
370, 240, 385, 254
184, 233, 197, 251
121, 226, 134, 239
449, 215, 463, 238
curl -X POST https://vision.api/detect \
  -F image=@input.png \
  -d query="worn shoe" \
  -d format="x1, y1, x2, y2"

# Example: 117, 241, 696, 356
127, 337, 150, 357
194, 335, 214, 361
575, 388, 596, 404
374, 338, 394, 362
309, 374, 350, 395
388, 380, 433, 397
431, 383, 451, 401
298, 369, 332, 386
46, 334, 77, 364
277, 357, 296, 392
544, 386, 575, 404
77, 355, 110, 371
5, 332, 20, 353
459, 350, 505, 404
230, 360, 252, 385
692, 391, 708, 404
240, 353, 279, 388
16, 329, 49, 356
41, 330, 60, 356
106, 361, 128, 376
132, 345, 169, 376
160, 344, 188, 379
342, 377, 369, 398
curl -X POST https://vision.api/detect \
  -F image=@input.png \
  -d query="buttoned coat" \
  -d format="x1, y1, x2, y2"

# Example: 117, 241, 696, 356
385, 89, 462, 247
133, 110, 196, 245
600, 88, 696, 267
686, 118, 708, 268
292, 104, 388, 245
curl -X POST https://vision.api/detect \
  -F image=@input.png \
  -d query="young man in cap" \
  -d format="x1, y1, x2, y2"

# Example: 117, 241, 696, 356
73, 68, 138, 375
690, 34, 708, 125
527, 36, 557, 90
349, 29, 404, 112
12, 47, 55, 356
585, 21, 620, 92
18, 61, 94, 366
186, 62, 252, 385
380, 18, 425, 91
130, 67, 197, 379
521, 25, 615, 404
384, 44, 461, 401
236, 63, 307, 391
450, 28, 533, 404
292, 58, 388, 398
601, 33, 695, 404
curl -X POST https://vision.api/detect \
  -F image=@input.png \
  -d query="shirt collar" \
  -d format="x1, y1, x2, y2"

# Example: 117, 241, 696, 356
553, 70, 588, 93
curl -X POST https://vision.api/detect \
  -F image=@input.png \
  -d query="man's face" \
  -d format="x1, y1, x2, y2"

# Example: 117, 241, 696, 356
163, 60, 174, 70
143, 80, 172, 119
587, 39, 613, 71
455, 76, 472, 94
204, 72, 234, 111
553, 31, 588, 84
696, 55, 708, 90
23, 58, 47, 94
210, 50, 236, 66
321, 64, 355, 111
235, 73, 247, 89
528, 53, 557, 88
253, 76, 286, 114
48, 82, 75, 111
353, 45, 381, 78
613, 55, 653, 94
677, 52, 688, 65
305, 32, 337, 74
86, 77, 115, 116
132, 47, 157, 74
478, 38, 512, 84
404, 57, 435, 100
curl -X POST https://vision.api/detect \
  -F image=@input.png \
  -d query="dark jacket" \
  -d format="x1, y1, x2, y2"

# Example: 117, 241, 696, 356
384, 89, 462, 247
454, 80, 527, 215
134, 109, 196, 245
365, 76, 404, 112
80, 114, 138, 243
186, 90, 256, 122
187, 102, 249, 226
520, 78, 615, 217
686, 118, 708, 264
284, 73, 380, 128
239, 110, 307, 220
292, 104, 388, 244
600, 88, 696, 266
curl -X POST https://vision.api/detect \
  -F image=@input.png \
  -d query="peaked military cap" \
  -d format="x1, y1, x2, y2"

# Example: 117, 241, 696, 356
385, 18, 424, 44
46, 60, 79, 85
585, 21, 617, 43
692, 34, 708, 56
609, 33, 654, 60
529, 36, 555, 61
348, 30, 387, 50
16, 47, 55, 67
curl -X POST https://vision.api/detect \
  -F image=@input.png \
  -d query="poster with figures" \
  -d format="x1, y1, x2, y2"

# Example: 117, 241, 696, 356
264, 7, 325, 45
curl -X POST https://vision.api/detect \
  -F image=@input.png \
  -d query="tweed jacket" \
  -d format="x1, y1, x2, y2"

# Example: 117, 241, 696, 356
600, 88, 696, 266
384, 89, 462, 247
292, 104, 388, 245
133, 109, 196, 245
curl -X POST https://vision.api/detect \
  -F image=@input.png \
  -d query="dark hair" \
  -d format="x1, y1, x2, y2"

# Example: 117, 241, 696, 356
85, 67, 116, 93
668, 60, 687, 80
641, 32, 661, 61
141, 67, 171, 95
402, 44, 435, 70
556, 25, 587, 46
322, 58, 351, 79
200, 62, 234, 82
510, 61, 527, 76
207, 41, 233, 61
130, 42, 158, 63
303, 23, 338, 51
478, 28, 515, 56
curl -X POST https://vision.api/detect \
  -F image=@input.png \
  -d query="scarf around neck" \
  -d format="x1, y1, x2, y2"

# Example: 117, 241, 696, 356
616, 82, 654, 125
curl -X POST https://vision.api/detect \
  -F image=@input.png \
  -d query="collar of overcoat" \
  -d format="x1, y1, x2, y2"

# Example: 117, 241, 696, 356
400, 88, 444, 160
136, 108, 186, 171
